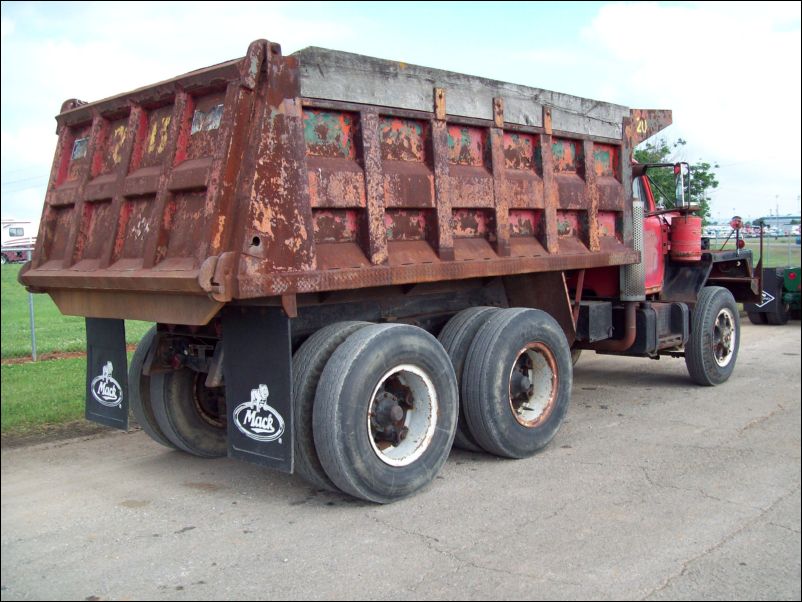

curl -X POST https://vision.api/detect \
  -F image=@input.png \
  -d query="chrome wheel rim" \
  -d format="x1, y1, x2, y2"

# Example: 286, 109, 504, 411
713, 308, 736, 367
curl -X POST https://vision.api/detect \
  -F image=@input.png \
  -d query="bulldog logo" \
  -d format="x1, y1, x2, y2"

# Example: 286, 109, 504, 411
90, 361, 123, 408
232, 384, 285, 443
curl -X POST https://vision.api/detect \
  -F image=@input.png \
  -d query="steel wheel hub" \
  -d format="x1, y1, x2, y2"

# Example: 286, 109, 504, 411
508, 343, 558, 428
367, 365, 438, 467
712, 308, 736, 367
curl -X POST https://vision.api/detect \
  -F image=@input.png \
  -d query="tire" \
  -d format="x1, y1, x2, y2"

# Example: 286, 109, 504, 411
747, 312, 767, 325
438, 307, 501, 453
292, 321, 371, 492
462, 308, 572, 459
571, 349, 582, 366
0, 254, 7, 265
150, 367, 227, 458
129, 326, 177, 450
313, 324, 458, 503
765, 302, 790, 325
685, 286, 740, 386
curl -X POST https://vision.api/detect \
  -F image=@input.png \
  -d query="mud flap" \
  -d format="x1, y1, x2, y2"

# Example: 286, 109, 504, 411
744, 267, 782, 314
221, 307, 293, 473
85, 318, 129, 430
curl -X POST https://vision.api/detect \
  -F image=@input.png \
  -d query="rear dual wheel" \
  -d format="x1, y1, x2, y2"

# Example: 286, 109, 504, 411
129, 327, 176, 451
313, 324, 458, 504
438, 307, 501, 453
291, 321, 371, 492
462, 309, 573, 458
129, 326, 227, 457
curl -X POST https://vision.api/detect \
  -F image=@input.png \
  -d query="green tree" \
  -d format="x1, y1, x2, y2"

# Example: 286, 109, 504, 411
634, 138, 719, 225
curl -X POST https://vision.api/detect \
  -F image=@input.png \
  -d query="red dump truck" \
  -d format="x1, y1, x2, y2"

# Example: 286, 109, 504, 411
20, 39, 760, 503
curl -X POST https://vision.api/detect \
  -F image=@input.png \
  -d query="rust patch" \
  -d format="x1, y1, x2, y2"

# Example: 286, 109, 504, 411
382, 168, 434, 208
593, 144, 619, 179
380, 117, 428, 163
509, 209, 543, 237
448, 174, 493, 207
503, 132, 541, 174
552, 138, 583, 173
313, 209, 359, 243
447, 126, 488, 167
303, 109, 356, 159
186, 92, 227, 160
452, 208, 495, 239
65, 125, 92, 182
307, 166, 365, 208
385, 209, 432, 242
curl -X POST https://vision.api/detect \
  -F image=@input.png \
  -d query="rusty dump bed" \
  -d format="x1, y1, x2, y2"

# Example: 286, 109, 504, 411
21, 39, 670, 325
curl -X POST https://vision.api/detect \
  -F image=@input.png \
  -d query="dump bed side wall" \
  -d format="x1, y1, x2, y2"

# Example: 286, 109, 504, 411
21, 40, 670, 325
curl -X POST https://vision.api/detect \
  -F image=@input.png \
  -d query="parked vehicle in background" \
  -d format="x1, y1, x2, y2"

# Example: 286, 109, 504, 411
746, 266, 801, 325
1, 218, 37, 264
19, 39, 761, 503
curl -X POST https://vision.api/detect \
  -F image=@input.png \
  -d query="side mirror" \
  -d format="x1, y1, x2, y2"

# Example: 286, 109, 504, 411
674, 163, 689, 207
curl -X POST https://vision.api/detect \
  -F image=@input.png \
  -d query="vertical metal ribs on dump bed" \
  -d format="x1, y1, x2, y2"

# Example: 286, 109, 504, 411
20, 39, 671, 325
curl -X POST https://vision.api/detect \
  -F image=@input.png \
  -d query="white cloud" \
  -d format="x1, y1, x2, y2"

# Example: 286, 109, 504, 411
579, 1, 801, 218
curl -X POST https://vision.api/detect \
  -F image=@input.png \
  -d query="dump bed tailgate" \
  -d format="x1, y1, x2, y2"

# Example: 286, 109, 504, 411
21, 39, 670, 325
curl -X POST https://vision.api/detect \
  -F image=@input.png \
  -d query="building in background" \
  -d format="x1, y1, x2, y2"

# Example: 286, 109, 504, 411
754, 215, 800, 235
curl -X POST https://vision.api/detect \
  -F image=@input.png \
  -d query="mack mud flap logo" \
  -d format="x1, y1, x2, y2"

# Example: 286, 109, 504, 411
90, 361, 123, 408
756, 290, 775, 308
232, 384, 285, 443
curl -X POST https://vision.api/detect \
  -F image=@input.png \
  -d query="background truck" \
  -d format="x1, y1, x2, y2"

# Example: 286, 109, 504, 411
745, 266, 801, 325
19, 39, 760, 503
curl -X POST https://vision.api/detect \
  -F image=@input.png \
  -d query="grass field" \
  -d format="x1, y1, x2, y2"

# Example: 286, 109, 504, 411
713, 236, 800, 268
1, 357, 86, 433
1, 352, 135, 434
1, 264, 150, 433
1, 264, 151, 359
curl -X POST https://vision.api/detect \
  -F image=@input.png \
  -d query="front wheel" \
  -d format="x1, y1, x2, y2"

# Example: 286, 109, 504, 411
685, 286, 740, 386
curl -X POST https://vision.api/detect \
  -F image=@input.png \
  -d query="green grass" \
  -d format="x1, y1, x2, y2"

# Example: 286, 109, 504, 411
1, 358, 86, 433
713, 236, 800, 268
1, 352, 136, 434
1, 264, 151, 358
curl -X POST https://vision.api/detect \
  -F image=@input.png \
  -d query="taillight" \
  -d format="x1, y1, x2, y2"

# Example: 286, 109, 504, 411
737, 239, 745, 249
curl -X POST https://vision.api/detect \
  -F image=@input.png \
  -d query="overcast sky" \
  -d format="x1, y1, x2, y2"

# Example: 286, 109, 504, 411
1, 1, 800, 225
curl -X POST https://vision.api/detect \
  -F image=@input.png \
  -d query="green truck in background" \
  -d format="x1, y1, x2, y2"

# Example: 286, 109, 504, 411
746, 266, 801, 325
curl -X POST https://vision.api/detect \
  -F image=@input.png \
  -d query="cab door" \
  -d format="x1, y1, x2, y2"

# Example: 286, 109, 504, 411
638, 177, 667, 294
